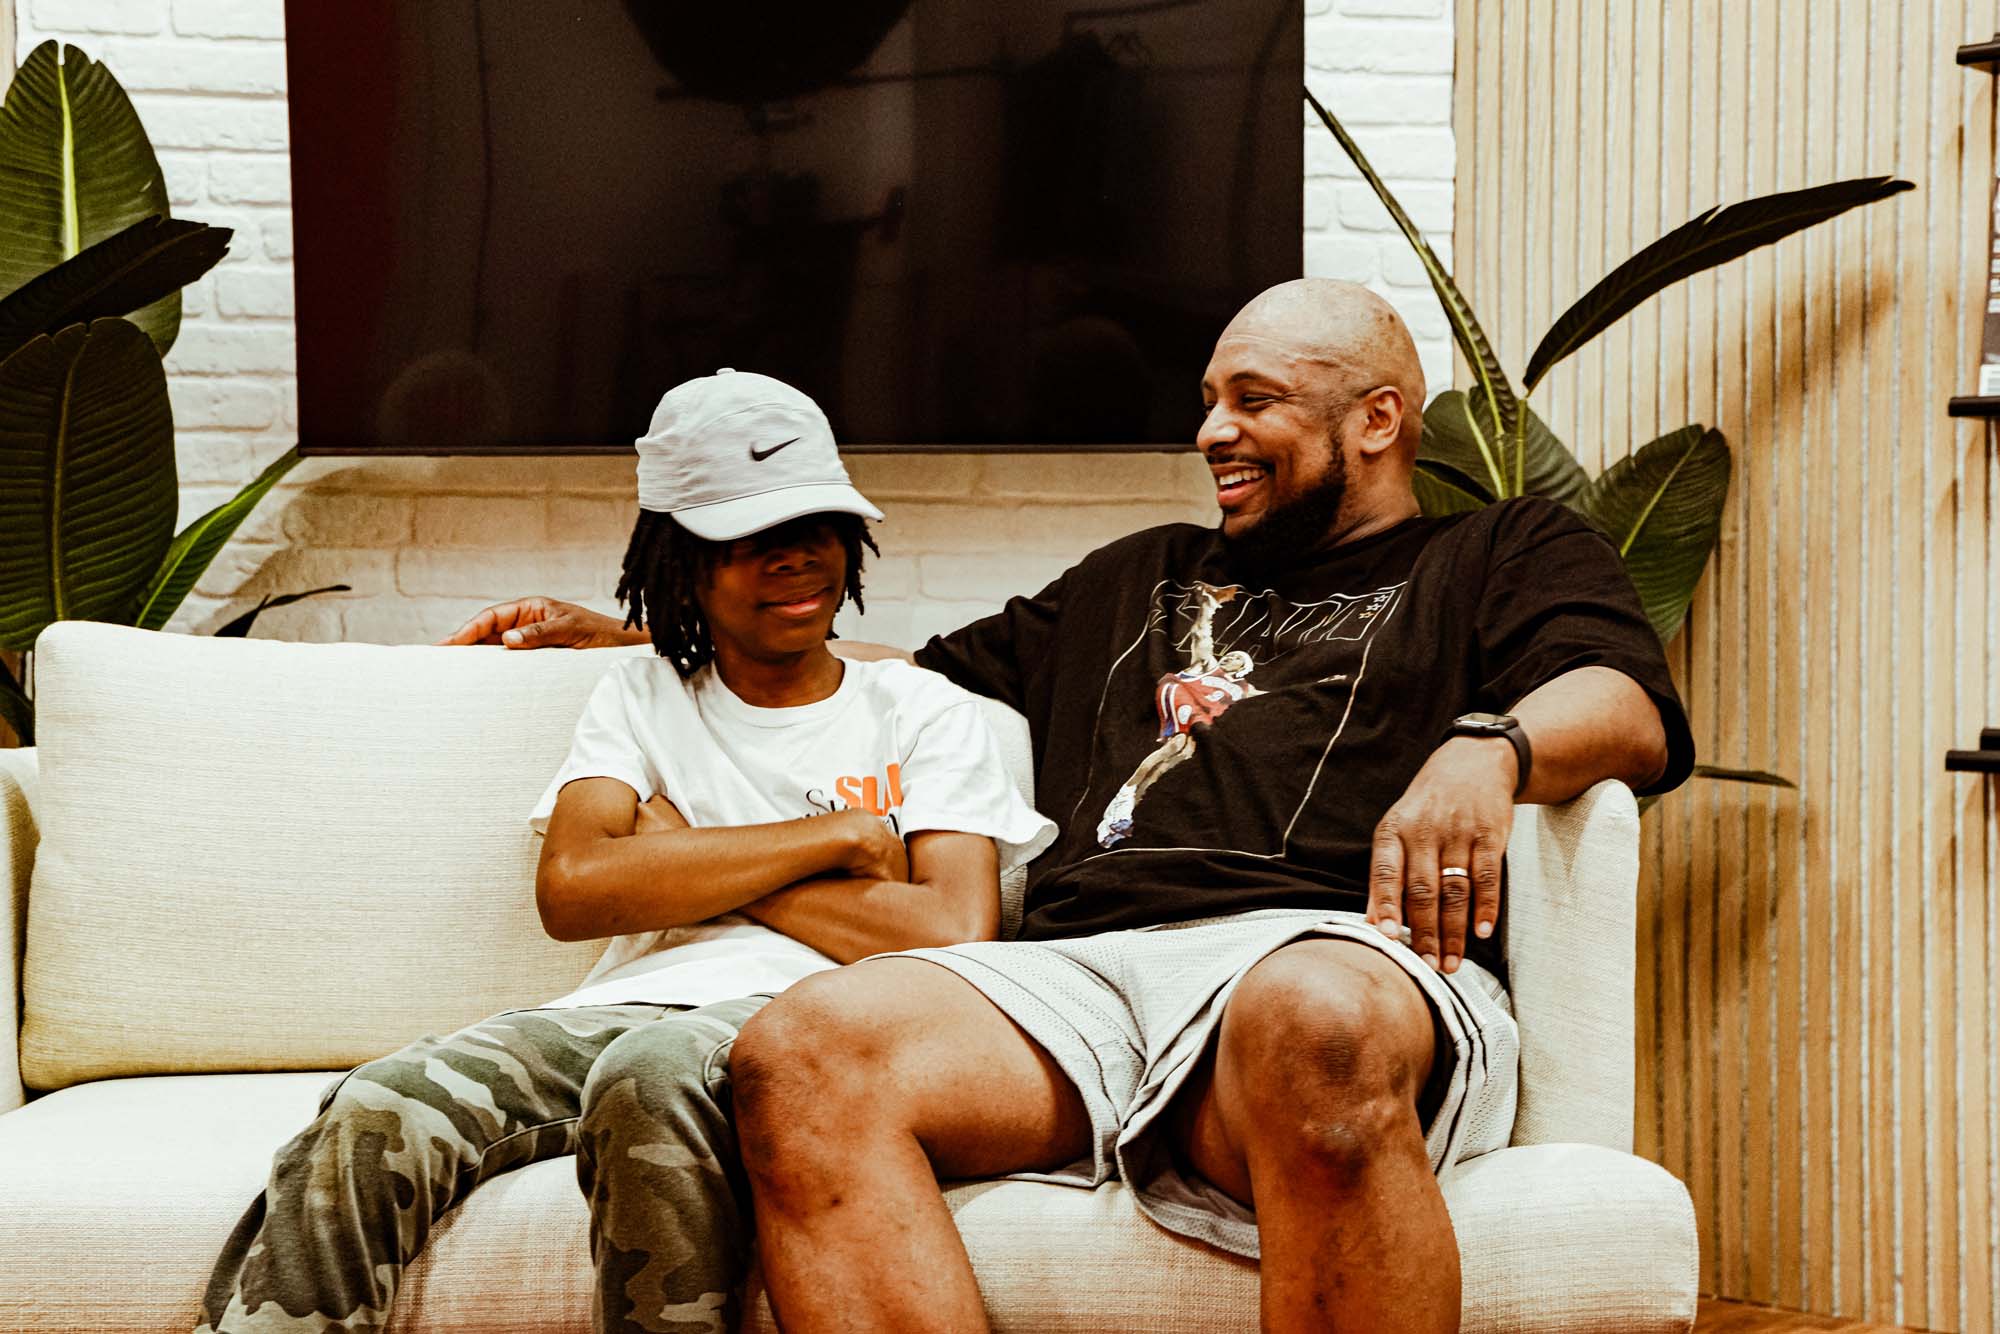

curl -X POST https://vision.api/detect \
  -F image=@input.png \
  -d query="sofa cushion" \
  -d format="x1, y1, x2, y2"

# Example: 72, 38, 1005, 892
0, 1073, 341, 1332
20, 623, 631, 1088
0, 1073, 1694, 1334
742, 1141, 1697, 1333
0, 1072, 600, 1333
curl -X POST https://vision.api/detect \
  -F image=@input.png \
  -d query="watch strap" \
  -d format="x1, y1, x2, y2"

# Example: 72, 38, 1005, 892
1451, 715, 1531, 797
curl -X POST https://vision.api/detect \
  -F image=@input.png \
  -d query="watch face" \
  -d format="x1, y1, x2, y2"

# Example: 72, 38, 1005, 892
1455, 712, 1511, 732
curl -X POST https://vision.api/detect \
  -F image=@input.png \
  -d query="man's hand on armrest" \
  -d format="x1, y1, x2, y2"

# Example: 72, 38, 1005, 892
536, 780, 895, 941
1367, 665, 1669, 976
738, 829, 1001, 963
439, 597, 650, 649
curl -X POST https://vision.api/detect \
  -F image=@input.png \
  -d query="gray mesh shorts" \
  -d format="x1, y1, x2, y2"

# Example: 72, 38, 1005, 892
893, 907, 1519, 1258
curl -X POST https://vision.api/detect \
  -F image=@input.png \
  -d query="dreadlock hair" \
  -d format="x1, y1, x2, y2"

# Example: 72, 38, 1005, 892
615, 510, 880, 679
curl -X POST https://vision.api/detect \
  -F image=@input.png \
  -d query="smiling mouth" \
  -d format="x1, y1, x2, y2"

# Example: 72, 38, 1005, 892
764, 587, 833, 615
1213, 463, 1269, 505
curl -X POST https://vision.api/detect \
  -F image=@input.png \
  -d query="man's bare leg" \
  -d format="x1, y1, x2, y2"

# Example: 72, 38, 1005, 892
1170, 939, 1457, 1333
730, 959, 1093, 1334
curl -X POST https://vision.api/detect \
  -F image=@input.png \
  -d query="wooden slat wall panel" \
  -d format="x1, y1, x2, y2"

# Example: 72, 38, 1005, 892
1452, 2, 1999, 1326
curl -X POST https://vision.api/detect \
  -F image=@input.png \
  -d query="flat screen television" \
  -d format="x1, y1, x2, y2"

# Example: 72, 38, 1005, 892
283, 0, 1302, 454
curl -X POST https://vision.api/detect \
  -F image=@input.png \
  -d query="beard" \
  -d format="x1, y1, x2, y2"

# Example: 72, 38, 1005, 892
1220, 444, 1349, 578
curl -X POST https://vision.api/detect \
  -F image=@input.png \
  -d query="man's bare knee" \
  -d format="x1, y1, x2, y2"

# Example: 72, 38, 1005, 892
1216, 942, 1435, 1175
732, 973, 891, 1165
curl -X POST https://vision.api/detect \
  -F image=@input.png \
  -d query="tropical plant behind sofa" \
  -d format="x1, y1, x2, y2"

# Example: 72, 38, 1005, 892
0, 42, 339, 745
1306, 88, 1912, 792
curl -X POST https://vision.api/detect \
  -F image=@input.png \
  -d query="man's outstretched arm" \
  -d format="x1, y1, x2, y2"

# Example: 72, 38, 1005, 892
1368, 664, 1669, 973
439, 597, 648, 648
438, 596, 913, 660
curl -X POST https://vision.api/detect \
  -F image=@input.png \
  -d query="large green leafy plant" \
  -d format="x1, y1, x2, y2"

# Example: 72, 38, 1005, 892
0, 43, 333, 744
1307, 88, 1911, 790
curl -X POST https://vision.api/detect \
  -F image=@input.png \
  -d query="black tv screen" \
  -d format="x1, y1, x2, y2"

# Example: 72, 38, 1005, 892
284, 0, 1302, 454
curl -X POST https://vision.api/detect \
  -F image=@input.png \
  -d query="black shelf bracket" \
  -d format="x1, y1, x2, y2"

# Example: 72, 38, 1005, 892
1958, 37, 2000, 70
1945, 728, 2000, 774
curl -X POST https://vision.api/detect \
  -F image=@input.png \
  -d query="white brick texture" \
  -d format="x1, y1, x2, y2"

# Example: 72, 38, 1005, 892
16, 4, 1455, 646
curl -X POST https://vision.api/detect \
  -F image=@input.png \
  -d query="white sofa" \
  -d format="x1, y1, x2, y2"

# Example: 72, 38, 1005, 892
0, 621, 1697, 1332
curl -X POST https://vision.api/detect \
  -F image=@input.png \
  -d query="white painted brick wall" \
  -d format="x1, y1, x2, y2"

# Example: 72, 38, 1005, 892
15, 1, 1454, 648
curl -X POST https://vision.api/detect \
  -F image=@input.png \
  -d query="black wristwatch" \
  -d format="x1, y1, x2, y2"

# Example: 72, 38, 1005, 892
1448, 712, 1531, 797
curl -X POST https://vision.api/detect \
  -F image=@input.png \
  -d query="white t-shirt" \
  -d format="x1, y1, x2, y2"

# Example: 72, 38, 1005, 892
527, 656, 1055, 1010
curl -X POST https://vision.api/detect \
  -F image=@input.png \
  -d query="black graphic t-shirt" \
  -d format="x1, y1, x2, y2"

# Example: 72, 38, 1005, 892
913, 497, 1695, 976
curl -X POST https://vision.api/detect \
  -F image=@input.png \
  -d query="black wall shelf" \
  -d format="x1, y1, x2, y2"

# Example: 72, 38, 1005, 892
1955, 40, 2000, 415
1952, 41, 1998, 776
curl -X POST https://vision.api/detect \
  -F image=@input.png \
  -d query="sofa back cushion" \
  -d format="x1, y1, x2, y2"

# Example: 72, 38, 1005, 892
20, 624, 649, 1088
20, 624, 1038, 1091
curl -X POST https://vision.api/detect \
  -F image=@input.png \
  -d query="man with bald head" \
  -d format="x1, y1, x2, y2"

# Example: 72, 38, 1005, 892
446, 279, 1691, 1330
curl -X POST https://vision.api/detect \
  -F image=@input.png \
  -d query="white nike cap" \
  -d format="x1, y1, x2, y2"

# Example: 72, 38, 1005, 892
634, 368, 883, 541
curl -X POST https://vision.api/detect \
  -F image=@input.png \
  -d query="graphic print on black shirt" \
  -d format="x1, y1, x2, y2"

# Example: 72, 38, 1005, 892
914, 497, 1697, 976
1086, 576, 1403, 857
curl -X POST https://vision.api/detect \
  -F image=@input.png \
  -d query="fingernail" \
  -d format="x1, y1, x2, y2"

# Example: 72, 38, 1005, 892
1475, 921, 1493, 938
1421, 952, 1439, 969
503, 629, 522, 645
1443, 955, 1459, 973
1376, 918, 1400, 938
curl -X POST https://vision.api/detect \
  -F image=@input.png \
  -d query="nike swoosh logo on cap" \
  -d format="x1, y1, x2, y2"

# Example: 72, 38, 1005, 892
749, 436, 800, 461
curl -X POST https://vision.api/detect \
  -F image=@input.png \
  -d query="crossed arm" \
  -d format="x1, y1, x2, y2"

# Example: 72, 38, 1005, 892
537, 778, 1000, 962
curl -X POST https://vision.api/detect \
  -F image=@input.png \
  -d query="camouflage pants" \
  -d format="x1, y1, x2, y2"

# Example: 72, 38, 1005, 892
194, 994, 771, 1334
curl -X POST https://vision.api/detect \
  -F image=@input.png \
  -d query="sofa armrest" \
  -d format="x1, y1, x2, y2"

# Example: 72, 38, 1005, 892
1446, 1143, 1697, 1331
0, 748, 37, 1115
1503, 779, 1641, 1152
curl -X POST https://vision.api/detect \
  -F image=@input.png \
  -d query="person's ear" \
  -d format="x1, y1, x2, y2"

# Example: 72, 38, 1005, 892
1353, 385, 1405, 459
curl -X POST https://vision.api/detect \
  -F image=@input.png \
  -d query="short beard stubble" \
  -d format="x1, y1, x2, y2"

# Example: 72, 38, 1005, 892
1220, 440, 1350, 577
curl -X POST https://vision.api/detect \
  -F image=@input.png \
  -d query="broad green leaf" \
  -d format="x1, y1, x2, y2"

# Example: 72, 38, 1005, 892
1415, 455, 1493, 499
213, 584, 351, 638
1691, 763, 1794, 788
1420, 391, 1506, 497
135, 447, 302, 631
0, 43, 180, 356
1419, 389, 1589, 504
1578, 425, 1731, 644
0, 318, 176, 649
1523, 177, 1913, 392
1304, 87, 1520, 443
1411, 458, 1491, 516
0, 216, 230, 365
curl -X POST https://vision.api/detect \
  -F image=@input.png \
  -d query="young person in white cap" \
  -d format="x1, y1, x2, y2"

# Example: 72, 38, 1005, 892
196, 370, 1054, 1334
